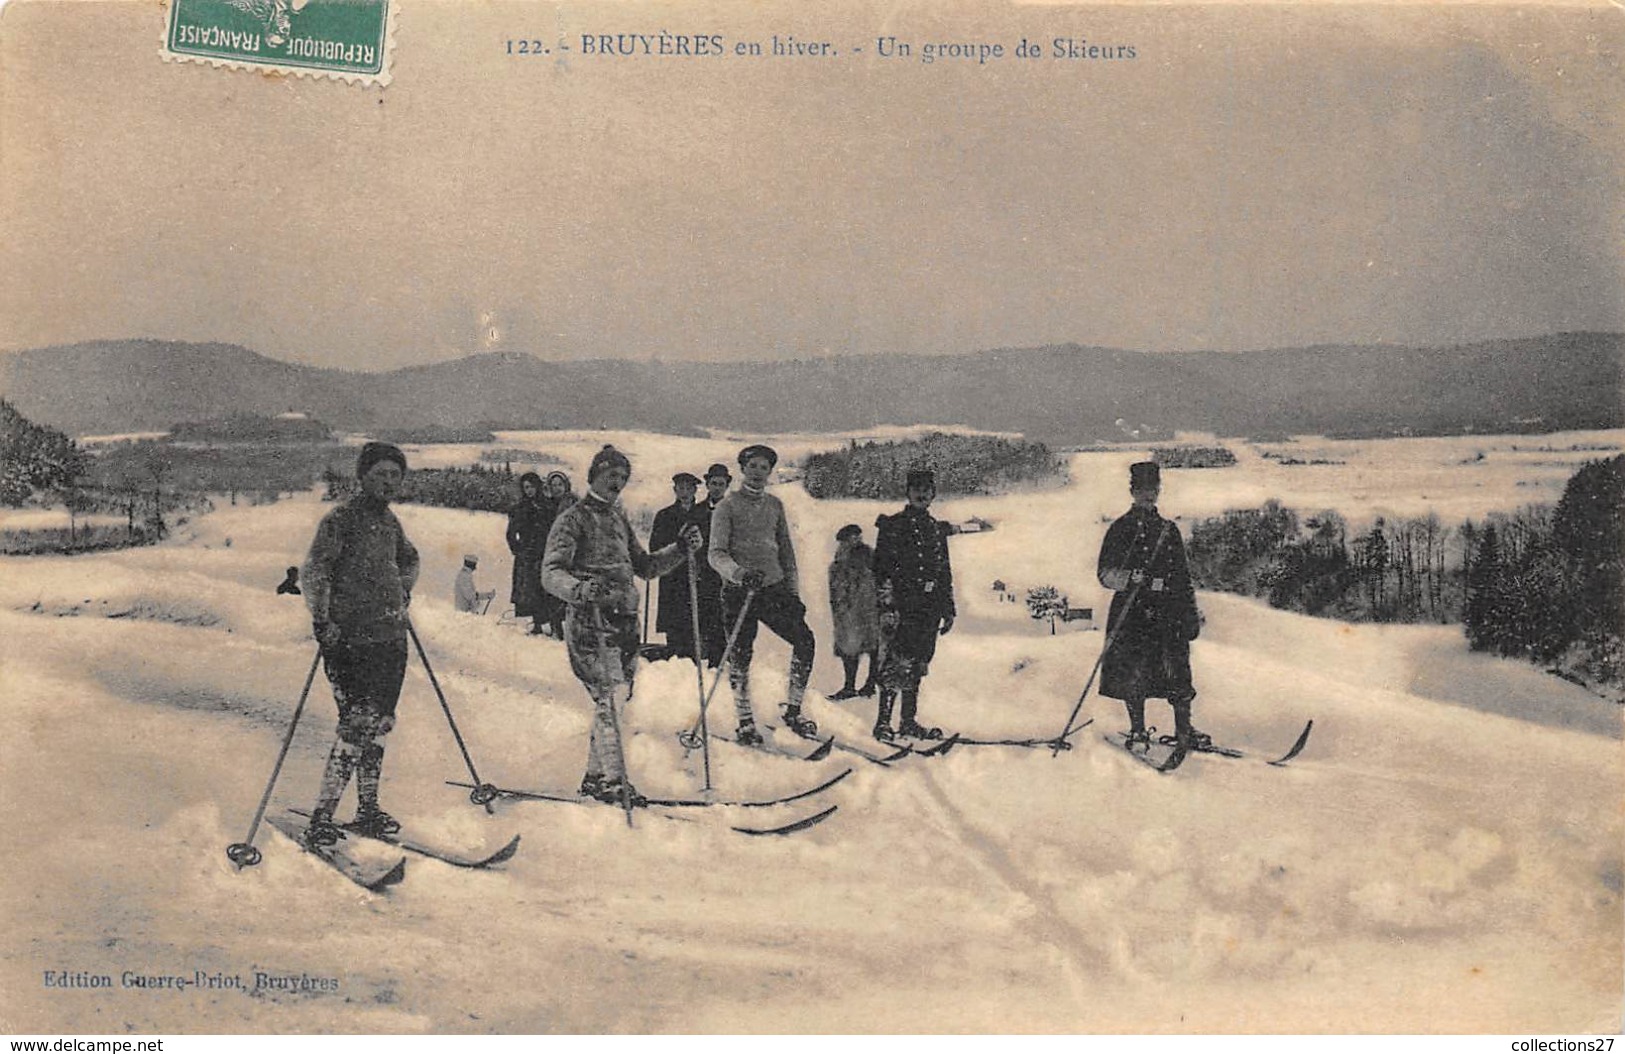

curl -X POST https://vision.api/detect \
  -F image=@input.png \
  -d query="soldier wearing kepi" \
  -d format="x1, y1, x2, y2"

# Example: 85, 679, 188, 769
1097, 460, 1206, 750
649, 472, 702, 659
872, 468, 956, 741
542, 445, 701, 805
301, 441, 420, 846
708, 444, 818, 745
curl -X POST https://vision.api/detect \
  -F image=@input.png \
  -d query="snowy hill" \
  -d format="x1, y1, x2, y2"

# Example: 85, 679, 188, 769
0, 429, 1618, 1034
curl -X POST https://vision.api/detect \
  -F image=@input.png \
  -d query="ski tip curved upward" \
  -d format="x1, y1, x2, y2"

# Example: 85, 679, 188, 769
805, 735, 836, 761
731, 803, 838, 837
368, 857, 408, 890
1268, 719, 1315, 766
483, 834, 522, 866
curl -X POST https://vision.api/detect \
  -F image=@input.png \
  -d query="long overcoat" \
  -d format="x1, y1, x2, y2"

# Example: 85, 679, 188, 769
1096, 504, 1200, 702
650, 501, 697, 637
506, 478, 556, 618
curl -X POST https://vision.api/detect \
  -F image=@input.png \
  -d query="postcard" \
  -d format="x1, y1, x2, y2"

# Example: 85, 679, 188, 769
1, 0, 1620, 1037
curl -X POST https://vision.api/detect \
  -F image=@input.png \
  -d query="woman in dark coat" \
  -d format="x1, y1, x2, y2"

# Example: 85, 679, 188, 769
506, 472, 555, 634
536, 471, 576, 637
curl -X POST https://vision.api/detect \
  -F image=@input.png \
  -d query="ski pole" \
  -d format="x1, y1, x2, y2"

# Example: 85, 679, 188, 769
685, 550, 712, 791
1051, 523, 1172, 755
226, 648, 322, 868
407, 619, 499, 808
589, 603, 635, 828
642, 579, 651, 648
679, 588, 756, 747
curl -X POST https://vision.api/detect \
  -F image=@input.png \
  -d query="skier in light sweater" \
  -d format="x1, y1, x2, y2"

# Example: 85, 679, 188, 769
707, 444, 818, 744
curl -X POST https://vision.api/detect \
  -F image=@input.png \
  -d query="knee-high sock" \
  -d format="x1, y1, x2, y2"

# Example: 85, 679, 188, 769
729, 663, 755, 729
786, 654, 813, 712
314, 740, 360, 819
356, 742, 385, 811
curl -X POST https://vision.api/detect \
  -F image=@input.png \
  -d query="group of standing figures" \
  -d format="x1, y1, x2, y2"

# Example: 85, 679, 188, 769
294, 439, 1205, 843
504, 470, 576, 639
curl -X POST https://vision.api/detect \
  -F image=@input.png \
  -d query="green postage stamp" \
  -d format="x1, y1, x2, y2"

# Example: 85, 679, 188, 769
163, 0, 396, 85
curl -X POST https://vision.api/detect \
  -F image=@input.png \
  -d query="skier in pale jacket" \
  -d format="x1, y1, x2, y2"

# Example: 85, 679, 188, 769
541, 445, 700, 805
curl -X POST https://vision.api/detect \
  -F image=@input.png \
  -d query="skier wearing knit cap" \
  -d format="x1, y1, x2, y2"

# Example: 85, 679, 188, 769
301, 441, 420, 846
542, 445, 702, 805
707, 444, 818, 744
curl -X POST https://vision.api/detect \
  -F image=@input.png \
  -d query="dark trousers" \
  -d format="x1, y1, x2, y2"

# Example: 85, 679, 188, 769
321, 637, 408, 743
313, 636, 408, 818
722, 582, 816, 673
721, 582, 815, 723
697, 593, 727, 668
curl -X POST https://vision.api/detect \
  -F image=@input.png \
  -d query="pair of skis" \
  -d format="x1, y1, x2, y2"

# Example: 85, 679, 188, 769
267, 812, 521, 891
272, 809, 521, 891
445, 765, 851, 836
1106, 719, 1316, 774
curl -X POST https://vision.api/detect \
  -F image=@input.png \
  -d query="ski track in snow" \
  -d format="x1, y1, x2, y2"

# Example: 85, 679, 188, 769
0, 428, 1620, 1033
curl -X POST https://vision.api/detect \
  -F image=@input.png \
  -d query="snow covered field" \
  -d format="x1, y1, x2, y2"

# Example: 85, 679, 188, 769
0, 429, 1618, 1034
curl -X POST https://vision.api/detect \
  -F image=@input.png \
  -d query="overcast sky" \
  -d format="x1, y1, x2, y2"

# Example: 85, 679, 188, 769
2, 1, 1622, 370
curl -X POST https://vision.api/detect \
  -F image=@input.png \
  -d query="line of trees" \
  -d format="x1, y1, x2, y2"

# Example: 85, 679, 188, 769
802, 432, 1066, 500
1152, 446, 1238, 469
333, 462, 523, 513
3, 401, 361, 552
1184, 456, 1624, 694
1, 398, 86, 506
1462, 456, 1622, 691
1188, 502, 1488, 624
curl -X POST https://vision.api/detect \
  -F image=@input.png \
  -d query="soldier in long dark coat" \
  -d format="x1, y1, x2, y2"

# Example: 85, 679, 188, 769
1097, 460, 1206, 750
691, 463, 732, 667
506, 472, 555, 635
872, 468, 955, 740
649, 472, 702, 659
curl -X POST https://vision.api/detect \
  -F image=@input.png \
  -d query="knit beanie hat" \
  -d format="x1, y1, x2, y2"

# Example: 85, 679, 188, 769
356, 441, 407, 479
588, 444, 632, 483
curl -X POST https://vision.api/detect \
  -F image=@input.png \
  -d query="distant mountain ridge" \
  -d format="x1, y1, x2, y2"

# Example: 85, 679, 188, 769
1, 334, 1619, 444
